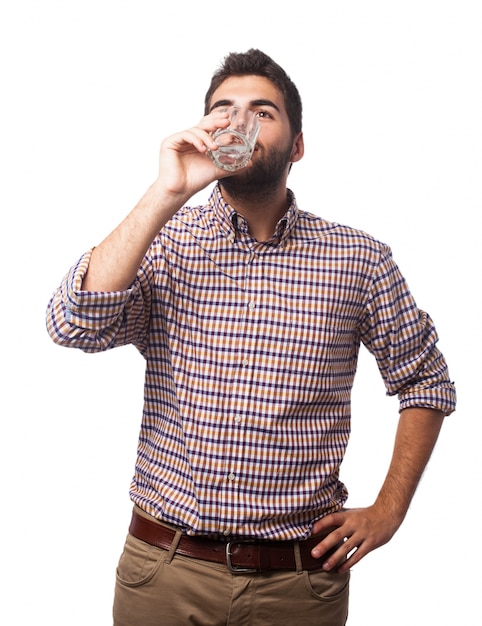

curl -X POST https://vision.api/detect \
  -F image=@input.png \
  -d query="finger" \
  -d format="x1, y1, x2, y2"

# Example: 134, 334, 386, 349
165, 128, 218, 154
312, 510, 348, 535
198, 110, 231, 133
332, 542, 369, 573
311, 529, 347, 561
321, 538, 357, 572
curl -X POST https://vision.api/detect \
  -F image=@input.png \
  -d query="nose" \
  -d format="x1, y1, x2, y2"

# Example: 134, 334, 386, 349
231, 107, 249, 132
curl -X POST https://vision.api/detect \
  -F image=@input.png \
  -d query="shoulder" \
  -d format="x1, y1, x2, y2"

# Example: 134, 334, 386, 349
155, 203, 216, 245
295, 210, 391, 257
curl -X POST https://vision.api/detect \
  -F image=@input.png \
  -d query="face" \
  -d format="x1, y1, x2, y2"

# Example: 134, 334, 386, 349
208, 75, 303, 191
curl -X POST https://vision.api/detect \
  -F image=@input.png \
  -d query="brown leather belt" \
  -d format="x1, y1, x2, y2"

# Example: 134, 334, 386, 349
129, 509, 337, 574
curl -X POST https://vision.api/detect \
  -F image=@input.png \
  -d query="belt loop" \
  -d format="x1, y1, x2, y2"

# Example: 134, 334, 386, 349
164, 529, 183, 565
293, 541, 304, 574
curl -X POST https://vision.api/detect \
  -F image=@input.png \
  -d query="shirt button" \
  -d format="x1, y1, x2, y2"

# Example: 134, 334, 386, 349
223, 529, 231, 536
242, 358, 249, 367
228, 473, 236, 481
234, 415, 242, 424
248, 301, 256, 310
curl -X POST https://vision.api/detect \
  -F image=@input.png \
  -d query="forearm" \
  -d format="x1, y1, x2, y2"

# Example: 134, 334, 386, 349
82, 181, 184, 292
81, 112, 231, 293
311, 407, 446, 571
373, 407, 445, 524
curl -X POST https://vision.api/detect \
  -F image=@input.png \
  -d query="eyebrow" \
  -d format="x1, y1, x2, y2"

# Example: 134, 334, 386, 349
209, 98, 281, 113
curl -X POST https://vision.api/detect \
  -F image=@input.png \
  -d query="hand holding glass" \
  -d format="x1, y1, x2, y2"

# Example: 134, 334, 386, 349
208, 107, 260, 171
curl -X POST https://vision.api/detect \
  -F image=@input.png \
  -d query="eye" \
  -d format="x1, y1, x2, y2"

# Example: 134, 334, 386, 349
256, 110, 272, 119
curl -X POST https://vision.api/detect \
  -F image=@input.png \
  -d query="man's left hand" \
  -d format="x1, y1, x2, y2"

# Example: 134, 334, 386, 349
310, 505, 402, 573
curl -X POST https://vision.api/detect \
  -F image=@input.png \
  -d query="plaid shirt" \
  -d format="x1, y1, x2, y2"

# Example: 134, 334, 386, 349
46, 185, 456, 540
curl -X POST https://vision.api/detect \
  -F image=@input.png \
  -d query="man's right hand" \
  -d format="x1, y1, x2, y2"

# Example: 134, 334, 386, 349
155, 109, 234, 206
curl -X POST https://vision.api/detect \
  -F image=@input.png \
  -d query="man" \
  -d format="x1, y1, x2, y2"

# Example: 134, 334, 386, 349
46, 49, 456, 625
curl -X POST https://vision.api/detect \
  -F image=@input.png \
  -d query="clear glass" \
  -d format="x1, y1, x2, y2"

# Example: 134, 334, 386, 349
208, 107, 260, 171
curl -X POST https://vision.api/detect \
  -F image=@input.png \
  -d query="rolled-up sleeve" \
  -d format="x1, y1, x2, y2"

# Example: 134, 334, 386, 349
360, 245, 456, 415
46, 249, 152, 355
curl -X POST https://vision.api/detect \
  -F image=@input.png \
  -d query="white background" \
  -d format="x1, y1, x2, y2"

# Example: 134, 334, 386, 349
1, 1, 480, 624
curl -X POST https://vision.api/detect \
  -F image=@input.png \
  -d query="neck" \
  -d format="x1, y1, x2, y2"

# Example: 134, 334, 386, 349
219, 181, 290, 242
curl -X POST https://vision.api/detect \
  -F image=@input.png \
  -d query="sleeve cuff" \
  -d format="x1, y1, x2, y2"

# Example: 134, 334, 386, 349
399, 382, 457, 416
63, 250, 138, 330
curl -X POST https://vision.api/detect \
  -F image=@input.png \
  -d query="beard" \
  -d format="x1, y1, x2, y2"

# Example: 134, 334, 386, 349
219, 141, 293, 204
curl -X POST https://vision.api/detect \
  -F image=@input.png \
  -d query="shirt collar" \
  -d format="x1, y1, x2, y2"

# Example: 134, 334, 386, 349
209, 183, 299, 247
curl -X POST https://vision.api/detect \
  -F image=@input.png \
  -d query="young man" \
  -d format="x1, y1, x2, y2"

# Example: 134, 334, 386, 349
46, 49, 456, 625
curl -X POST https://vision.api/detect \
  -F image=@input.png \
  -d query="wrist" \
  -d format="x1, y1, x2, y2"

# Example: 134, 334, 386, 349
371, 495, 407, 530
143, 179, 189, 224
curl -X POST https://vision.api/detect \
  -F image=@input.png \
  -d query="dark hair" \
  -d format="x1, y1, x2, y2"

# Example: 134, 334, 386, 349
204, 49, 302, 136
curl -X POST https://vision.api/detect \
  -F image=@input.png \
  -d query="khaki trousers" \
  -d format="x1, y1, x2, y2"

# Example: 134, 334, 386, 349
113, 528, 349, 625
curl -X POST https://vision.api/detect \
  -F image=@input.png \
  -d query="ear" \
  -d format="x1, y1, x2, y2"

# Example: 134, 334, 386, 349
290, 131, 304, 163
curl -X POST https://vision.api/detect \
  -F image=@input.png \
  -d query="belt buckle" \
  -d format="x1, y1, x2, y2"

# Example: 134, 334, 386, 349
225, 540, 258, 574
